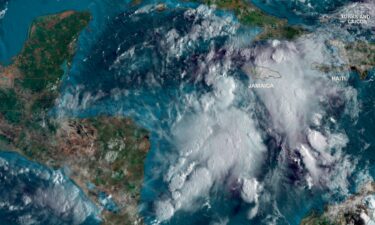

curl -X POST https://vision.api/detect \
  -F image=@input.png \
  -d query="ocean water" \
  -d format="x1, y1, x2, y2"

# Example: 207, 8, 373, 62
344, 70, 375, 176
0, 0, 135, 224
0, 0, 374, 224
0, 0, 133, 65
250, 0, 351, 25
56, 3, 347, 225
0, 151, 101, 225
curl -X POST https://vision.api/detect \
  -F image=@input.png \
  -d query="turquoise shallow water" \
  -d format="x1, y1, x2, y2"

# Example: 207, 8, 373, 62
54, 3, 344, 224
250, 0, 351, 25
0, 0, 133, 65
0, 0, 374, 224
0, 0, 134, 223
0, 0, 89, 64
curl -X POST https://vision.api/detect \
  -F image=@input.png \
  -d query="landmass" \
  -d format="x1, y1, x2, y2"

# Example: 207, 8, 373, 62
242, 64, 282, 80
194, 0, 305, 40
342, 41, 375, 79
312, 40, 375, 79
301, 182, 375, 225
130, 0, 305, 40
0, 11, 149, 225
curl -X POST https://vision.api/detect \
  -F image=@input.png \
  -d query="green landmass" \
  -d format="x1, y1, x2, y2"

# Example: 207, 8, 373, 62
15, 11, 91, 92
312, 40, 375, 80
300, 213, 335, 225
0, 11, 150, 225
195, 0, 305, 40
0, 88, 23, 123
300, 182, 375, 225
131, 0, 305, 40
345, 41, 375, 79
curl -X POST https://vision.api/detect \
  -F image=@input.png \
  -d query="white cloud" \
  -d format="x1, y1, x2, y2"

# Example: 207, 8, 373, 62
155, 75, 267, 220
151, 7, 366, 221
243, 31, 361, 193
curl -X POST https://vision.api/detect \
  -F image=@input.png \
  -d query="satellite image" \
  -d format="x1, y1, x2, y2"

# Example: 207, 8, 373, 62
0, 0, 374, 224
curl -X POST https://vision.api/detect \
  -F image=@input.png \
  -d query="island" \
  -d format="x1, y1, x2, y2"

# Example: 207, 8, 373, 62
301, 182, 375, 225
312, 40, 375, 79
130, 0, 306, 40
193, 0, 305, 40
0, 11, 149, 225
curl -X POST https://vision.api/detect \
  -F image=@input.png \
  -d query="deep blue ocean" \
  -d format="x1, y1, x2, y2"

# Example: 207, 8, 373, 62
0, 0, 374, 224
